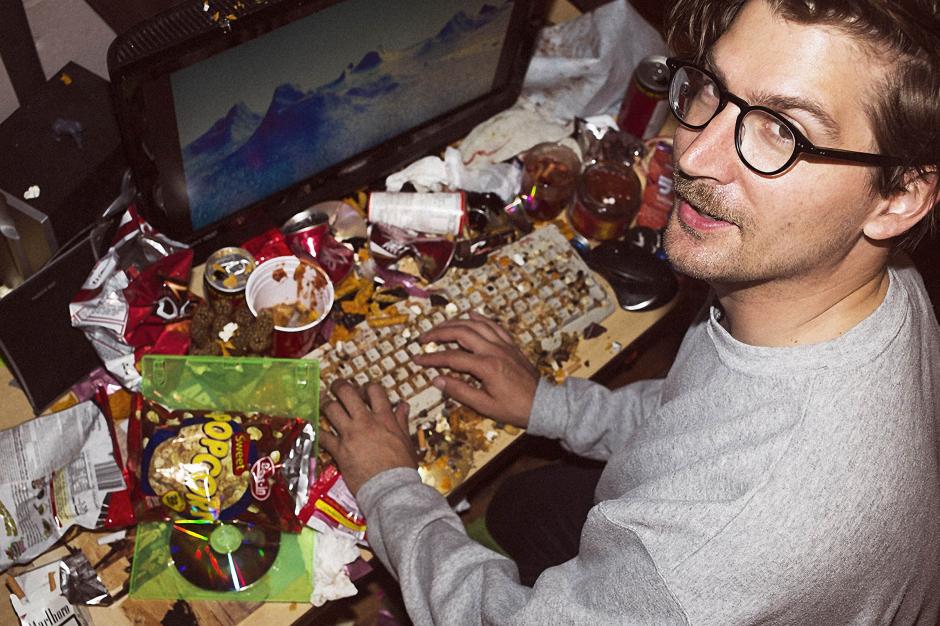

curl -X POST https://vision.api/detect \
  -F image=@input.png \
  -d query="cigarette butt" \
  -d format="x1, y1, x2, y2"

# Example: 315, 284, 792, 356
5, 575, 25, 599
48, 571, 56, 592
417, 428, 427, 450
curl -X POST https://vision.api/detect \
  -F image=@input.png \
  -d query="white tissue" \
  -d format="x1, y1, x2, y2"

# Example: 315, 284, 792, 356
310, 529, 362, 607
385, 146, 522, 202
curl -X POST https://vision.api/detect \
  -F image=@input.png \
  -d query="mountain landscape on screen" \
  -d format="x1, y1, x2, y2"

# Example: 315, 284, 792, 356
177, 1, 513, 230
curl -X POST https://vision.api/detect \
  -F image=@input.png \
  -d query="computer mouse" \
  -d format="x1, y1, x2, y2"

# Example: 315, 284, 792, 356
583, 240, 678, 311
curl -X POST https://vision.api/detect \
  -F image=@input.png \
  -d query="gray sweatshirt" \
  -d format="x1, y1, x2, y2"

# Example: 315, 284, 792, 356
358, 262, 940, 625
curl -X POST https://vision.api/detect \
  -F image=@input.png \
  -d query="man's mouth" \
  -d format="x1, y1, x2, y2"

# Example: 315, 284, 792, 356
676, 195, 737, 232
672, 171, 740, 232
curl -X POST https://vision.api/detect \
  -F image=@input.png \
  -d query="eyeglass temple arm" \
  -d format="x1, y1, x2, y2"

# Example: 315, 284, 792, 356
800, 143, 909, 167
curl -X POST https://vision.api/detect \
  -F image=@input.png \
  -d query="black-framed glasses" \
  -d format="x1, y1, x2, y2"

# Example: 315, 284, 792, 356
665, 58, 910, 175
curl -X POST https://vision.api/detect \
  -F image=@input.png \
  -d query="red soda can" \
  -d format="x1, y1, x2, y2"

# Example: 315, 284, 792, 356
616, 55, 670, 140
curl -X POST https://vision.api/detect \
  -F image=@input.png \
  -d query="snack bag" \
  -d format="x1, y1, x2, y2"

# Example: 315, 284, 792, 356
70, 207, 197, 390
0, 399, 131, 573
127, 396, 314, 532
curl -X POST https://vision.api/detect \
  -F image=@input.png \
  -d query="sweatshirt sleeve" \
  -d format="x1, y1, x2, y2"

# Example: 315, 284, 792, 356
357, 467, 687, 626
526, 376, 665, 461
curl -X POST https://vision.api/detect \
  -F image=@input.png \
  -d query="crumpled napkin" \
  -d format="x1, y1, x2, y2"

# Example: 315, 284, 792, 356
311, 529, 362, 607
385, 146, 522, 202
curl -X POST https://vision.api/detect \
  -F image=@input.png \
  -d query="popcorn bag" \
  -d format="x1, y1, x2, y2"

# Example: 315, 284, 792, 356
69, 207, 197, 390
127, 397, 315, 533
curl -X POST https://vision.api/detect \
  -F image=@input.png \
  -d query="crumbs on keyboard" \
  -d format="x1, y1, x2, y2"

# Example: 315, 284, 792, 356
307, 224, 615, 430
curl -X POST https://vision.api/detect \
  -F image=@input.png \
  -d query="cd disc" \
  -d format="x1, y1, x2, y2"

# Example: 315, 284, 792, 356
169, 520, 279, 592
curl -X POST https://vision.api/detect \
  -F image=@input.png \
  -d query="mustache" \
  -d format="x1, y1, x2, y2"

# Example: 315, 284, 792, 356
672, 170, 744, 227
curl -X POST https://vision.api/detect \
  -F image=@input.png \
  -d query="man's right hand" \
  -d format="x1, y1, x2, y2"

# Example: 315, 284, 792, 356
414, 311, 539, 428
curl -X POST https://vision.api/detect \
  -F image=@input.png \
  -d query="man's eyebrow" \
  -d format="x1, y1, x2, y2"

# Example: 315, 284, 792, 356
703, 51, 842, 142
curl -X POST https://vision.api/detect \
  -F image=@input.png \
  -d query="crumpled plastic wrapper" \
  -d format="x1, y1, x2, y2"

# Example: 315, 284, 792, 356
575, 115, 646, 166
69, 207, 194, 391
385, 146, 522, 202
59, 551, 112, 606
520, 0, 666, 121
310, 529, 360, 607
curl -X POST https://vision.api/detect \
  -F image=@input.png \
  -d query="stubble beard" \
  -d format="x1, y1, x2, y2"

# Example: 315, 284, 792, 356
664, 171, 833, 286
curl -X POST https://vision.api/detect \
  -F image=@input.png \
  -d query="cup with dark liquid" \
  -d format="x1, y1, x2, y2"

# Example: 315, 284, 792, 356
519, 143, 581, 221
569, 161, 642, 241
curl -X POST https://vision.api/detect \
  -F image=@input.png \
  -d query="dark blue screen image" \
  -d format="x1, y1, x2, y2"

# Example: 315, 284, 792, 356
171, 0, 514, 230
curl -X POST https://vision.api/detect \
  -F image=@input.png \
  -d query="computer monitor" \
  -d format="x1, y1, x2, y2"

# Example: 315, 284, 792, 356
108, 0, 544, 259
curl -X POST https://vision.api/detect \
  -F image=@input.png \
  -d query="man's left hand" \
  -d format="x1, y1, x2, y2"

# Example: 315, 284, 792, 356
319, 380, 418, 495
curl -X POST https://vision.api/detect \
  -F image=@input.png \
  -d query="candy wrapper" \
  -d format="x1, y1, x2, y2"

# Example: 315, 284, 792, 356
70, 207, 196, 391
0, 399, 131, 573
127, 397, 315, 532
299, 464, 366, 544
574, 115, 645, 167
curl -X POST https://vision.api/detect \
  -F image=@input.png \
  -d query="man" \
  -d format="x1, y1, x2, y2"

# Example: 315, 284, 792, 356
319, 0, 940, 622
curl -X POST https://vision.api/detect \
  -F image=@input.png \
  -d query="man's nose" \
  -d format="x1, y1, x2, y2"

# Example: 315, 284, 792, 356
675, 105, 741, 183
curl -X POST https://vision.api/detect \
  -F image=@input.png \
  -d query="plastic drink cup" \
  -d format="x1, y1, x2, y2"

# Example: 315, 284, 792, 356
245, 256, 334, 358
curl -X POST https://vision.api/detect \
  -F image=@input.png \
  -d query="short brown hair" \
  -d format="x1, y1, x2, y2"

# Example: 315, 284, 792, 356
666, 0, 940, 249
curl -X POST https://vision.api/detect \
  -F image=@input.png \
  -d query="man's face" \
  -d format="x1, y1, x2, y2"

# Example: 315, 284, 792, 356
663, 0, 889, 286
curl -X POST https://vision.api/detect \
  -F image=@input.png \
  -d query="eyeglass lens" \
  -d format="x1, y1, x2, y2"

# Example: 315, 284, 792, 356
669, 65, 797, 173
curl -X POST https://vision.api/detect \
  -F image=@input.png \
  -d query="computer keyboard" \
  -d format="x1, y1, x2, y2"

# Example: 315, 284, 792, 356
307, 224, 616, 429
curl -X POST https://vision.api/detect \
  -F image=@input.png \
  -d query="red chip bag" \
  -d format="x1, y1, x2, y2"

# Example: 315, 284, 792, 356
70, 207, 198, 390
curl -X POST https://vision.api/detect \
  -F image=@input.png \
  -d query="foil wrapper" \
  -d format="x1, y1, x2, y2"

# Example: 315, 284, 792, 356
575, 117, 645, 167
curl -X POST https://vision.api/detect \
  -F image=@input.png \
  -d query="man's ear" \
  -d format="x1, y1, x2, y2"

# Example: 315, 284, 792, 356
864, 170, 939, 241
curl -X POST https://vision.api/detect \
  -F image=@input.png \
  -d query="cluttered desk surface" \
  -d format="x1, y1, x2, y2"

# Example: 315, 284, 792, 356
0, 216, 679, 625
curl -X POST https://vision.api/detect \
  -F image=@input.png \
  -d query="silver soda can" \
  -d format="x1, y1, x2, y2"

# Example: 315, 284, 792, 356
203, 246, 256, 302
616, 55, 670, 140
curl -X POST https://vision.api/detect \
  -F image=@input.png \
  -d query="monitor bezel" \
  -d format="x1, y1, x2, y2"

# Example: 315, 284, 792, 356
108, 0, 544, 260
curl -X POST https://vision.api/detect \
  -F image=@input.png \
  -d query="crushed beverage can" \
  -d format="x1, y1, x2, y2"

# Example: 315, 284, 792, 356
616, 55, 670, 140
282, 204, 357, 284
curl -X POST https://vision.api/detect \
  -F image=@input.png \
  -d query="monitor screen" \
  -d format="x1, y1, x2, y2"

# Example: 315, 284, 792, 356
172, 0, 515, 231
108, 0, 541, 256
